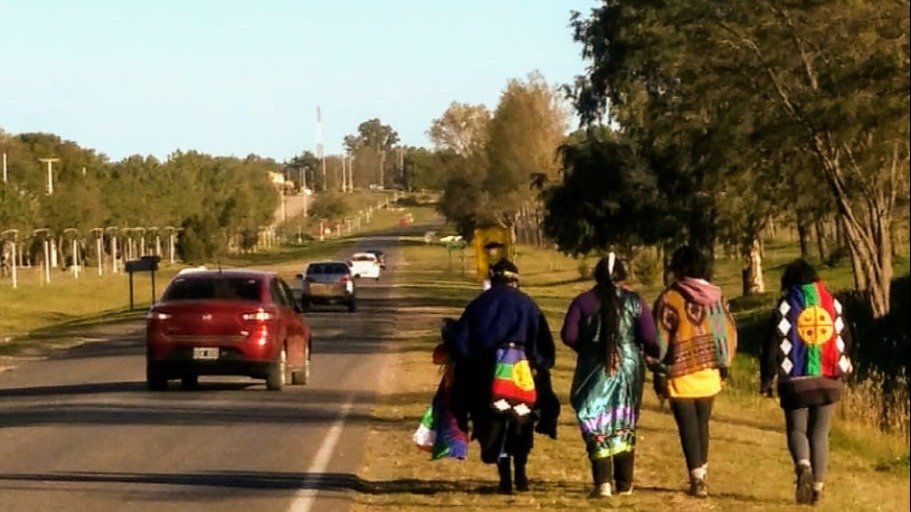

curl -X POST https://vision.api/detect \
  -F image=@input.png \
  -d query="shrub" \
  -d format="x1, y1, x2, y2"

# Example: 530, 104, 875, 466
630, 250, 663, 286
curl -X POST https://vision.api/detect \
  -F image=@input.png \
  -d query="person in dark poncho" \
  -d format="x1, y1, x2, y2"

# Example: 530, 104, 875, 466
445, 259, 559, 494
760, 259, 853, 505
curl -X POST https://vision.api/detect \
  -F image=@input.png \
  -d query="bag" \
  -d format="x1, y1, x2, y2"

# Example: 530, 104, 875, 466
490, 343, 537, 419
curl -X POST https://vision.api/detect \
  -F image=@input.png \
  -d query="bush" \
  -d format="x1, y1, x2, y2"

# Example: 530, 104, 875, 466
178, 214, 224, 264
631, 250, 662, 286
576, 256, 591, 281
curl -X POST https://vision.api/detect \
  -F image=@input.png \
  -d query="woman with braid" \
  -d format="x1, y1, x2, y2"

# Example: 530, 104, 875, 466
560, 254, 658, 498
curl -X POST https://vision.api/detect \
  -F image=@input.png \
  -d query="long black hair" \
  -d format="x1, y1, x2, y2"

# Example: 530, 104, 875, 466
593, 254, 627, 373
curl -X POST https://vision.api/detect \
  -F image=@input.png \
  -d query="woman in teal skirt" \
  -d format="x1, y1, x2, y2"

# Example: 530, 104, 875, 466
560, 254, 658, 497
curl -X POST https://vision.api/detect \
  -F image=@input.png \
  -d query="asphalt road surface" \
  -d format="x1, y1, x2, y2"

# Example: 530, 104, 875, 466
0, 235, 409, 512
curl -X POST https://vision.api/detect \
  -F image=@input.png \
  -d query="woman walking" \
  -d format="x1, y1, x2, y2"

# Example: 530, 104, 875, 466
760, 259, 852, 505
652, 246, 737, 498
560, 254, 658, 498
445, 260, 559, 494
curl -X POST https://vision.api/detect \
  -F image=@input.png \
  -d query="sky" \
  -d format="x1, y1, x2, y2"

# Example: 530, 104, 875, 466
0, 0, 597, 163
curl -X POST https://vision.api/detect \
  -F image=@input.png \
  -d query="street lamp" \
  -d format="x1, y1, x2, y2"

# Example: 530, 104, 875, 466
105, 227, 119, 274
63, 228, 80, 279
90, 228, 104, 275
38, 158, 60, 195
32, 228, 51, 284
1, 229, 18, 289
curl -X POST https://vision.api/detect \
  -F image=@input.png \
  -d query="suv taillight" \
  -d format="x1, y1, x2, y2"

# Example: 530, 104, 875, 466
339, 275, 350, 283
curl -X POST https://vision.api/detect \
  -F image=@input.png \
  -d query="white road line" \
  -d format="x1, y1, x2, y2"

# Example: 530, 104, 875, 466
287, 398, 355, 512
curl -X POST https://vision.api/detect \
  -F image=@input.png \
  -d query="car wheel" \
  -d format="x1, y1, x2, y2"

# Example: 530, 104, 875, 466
146, 362, 168, 391
292, 341, 311, 385
348, 300, 357, 313
266, 348, 286, 391
181, 374, 198, 390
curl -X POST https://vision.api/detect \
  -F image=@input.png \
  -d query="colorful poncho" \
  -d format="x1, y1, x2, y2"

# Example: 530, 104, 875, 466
412, 360, 468, 460
776, 282, 850, 378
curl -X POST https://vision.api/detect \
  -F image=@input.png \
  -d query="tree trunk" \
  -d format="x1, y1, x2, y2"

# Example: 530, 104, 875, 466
812, 136, 893, 318
742, 235, 765, 295
814, 218, 828, 262
796, 220, 810, 259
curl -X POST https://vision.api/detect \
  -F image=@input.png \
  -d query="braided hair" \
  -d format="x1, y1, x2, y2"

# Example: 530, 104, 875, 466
593, 253, 627, 374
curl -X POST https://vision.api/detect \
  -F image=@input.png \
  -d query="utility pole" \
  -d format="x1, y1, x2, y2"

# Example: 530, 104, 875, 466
2, 152, 7, 183
38, 158, 60, 195
340, 156, 347, 192
378, 150, 385, 189
316, 106, 326, 192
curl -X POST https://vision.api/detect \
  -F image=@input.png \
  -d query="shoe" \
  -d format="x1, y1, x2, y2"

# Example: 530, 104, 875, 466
514, 474, 529, 492
795, 463, 814, 504
811, 483, 824, 505
614, 484, 634, 496
589, 482, 611, 498
688, 478, 708, 498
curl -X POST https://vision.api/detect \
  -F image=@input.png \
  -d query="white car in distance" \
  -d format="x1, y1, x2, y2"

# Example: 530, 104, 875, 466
349, 252, 381, 280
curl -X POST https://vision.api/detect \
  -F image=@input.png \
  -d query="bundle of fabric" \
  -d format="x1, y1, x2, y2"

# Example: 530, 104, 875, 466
413, 344, 468, 460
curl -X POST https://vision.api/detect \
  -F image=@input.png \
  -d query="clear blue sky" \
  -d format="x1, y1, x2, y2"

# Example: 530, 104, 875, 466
0, 0, 597, 162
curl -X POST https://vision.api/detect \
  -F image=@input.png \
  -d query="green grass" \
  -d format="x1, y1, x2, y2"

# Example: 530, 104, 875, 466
0, 200, 440, 350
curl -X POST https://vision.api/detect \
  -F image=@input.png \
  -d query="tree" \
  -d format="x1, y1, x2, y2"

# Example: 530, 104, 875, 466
569, 0, 909, 314
543, 128, 666, 256
486, 72, 567, 225
428, 103, 491, 157
344, 118, 400, 188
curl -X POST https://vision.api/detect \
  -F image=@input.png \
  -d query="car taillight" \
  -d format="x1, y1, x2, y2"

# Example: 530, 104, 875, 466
242, 310, 274, 321
339, 275, 350, 283
147, 311, 172, 320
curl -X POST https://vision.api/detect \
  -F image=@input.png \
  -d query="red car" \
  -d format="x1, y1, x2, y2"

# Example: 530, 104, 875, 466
146, 269, 311, 391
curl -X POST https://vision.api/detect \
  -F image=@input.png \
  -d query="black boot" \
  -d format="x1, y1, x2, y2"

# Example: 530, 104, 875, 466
514, 453, 529, 491
497, 457, 513, 494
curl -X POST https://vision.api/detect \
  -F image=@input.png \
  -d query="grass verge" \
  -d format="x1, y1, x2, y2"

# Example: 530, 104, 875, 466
351, 240, 910, 512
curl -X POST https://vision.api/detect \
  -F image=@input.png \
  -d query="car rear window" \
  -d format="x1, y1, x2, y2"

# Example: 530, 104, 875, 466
307, 263, 349, 275
352, 255, 375, 262
163, 277, 262, 302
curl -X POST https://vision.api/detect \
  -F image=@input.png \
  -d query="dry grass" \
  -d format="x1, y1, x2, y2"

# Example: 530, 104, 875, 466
351, 242, 910, 512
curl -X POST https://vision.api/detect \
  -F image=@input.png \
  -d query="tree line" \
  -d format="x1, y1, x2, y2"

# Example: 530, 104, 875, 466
0, 131, 280, 265
429, 1, 909, 318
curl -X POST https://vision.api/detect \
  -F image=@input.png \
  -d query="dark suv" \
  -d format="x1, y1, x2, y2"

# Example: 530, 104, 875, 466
298, 261, 356, 312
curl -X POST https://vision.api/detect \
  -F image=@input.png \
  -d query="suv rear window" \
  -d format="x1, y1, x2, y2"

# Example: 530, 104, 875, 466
307, 263, 349, 275
164, 277, 262, 302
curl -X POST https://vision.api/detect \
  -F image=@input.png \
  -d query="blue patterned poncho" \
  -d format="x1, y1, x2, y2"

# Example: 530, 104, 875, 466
561, 288, 657, 460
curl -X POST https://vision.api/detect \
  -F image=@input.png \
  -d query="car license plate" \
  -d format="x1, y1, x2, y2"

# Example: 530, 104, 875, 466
193, 347, 219, 360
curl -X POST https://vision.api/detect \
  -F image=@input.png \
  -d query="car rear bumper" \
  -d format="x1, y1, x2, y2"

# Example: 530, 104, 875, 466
147, 345, 277, 378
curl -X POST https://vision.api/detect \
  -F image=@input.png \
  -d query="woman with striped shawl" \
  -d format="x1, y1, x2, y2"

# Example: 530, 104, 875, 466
560, 254, 658, 498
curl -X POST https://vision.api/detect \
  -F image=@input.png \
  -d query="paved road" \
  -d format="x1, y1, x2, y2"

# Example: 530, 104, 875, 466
0, 235, 408, 512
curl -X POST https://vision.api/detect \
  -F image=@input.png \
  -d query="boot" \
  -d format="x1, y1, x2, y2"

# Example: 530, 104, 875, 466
514, 453, 529, 492
497, 457, 513, 494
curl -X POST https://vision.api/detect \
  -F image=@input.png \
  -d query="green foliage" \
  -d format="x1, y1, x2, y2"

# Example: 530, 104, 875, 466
630, 250, 662, 286
543, 128, 669, 255
307, 192, 351, 223
178, 214, 224, 264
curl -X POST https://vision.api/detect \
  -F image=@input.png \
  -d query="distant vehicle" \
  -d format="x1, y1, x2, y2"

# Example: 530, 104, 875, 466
298, 261, 356, 312
365, 249, 386, 269
145, 269, 311, 391
349, 252, 381, 280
